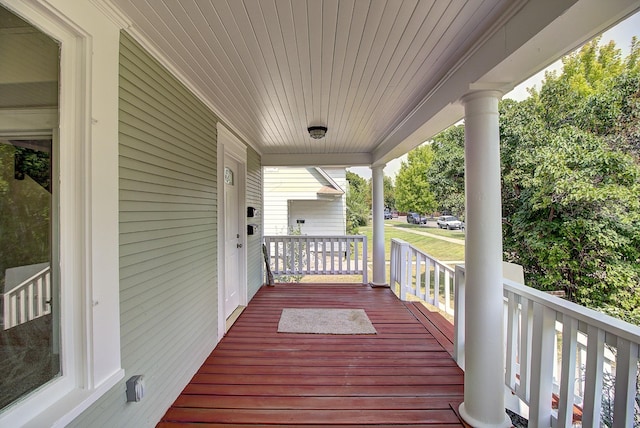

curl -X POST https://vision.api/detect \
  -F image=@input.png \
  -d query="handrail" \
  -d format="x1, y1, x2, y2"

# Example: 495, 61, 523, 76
3, 265, 51, 330
263, 235, 368, 284
455, 266, 640, 428
389, 238, 455, 315
388, 241, 640, 427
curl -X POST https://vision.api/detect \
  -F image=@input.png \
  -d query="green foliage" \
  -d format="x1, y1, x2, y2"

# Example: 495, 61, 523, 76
0, 143, 52, 285
276, 225, 306, 283
395, 144, 437, 214
383, 175, 395, 210
500, 38, 640, 322
427, 125, 465, 216
425, 38, 640, 323
346, 171, 370, 234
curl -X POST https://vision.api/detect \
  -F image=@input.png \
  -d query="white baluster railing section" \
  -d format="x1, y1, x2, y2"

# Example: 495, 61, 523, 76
3, 265, 52, 330
264, 235, 368, 284
455, 266, 640, 428
389, 238, 455, 315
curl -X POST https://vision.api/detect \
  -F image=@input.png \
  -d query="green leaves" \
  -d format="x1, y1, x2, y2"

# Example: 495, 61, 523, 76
500, 39, 640, 323
395, 144, 437, 215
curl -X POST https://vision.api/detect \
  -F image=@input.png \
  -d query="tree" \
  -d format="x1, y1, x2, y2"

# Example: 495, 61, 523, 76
0, 143, 52, 284
394, 144, 437, 214
383, 175, 395, 210
346, 171, 369, 234
427, 125, 465, 216
425, 38, 640, 324
500, 38, 640, 323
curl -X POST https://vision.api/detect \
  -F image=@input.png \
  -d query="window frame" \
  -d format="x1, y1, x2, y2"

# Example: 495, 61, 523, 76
0, 1, 123, 426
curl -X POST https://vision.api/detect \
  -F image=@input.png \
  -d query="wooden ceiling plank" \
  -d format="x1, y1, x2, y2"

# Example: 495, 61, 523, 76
275, 0, 311, 150
331, 0, 386, 153
341, 0, 407, 149
319, 0, 338, 151
325, 0, 357, 153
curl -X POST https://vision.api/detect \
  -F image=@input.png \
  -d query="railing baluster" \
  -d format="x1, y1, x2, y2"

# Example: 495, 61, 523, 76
529, 303, 556, 428
19, 289, 26, 324
28, 282, 35, 320
518, 297, 534, 402
612, 338, 639, 428
444, 269, 451, 314
433, 264, 440, 310
415, 252, 422, 299
362, 238, 368, 284
424, 258, 431, 302
582, 325, 605, 427
454, 265, 465, 370
557, 316, 578, 428
505, 291, 519, 391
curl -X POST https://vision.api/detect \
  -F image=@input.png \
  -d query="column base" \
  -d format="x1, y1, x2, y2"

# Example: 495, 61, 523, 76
369, 282, 389, 288
458, 403, 512, 428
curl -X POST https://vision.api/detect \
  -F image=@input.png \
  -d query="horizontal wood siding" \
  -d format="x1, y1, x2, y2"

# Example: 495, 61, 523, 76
289, 200, 346, 236
264, 167, 345, 235
246, 146, 263, 298
69, 32, 219, 428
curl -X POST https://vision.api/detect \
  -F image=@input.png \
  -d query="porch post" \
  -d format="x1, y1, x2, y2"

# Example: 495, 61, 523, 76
370, 164, 387, 287
458, 90, 511, 428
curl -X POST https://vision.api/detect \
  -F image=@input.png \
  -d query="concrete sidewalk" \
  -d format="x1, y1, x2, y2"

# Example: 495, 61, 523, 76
385, 220, 465, 245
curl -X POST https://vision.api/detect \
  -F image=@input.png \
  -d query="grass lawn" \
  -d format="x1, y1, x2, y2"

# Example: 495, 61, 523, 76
358, 225, 465, 263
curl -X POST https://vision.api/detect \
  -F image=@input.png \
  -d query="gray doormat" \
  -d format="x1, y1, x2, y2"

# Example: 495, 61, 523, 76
277, 308, 377, 335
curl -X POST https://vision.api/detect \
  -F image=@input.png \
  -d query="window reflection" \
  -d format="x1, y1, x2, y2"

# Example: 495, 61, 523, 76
0, 4, 59, 410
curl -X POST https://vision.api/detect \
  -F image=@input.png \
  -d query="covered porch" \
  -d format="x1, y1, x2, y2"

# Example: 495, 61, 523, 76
158, 283, 465, 427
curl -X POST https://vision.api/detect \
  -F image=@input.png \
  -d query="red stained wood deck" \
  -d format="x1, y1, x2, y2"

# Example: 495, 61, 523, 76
158, 283, 465, 427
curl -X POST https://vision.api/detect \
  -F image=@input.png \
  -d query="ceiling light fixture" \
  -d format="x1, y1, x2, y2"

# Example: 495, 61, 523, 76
307, 126, 328, 139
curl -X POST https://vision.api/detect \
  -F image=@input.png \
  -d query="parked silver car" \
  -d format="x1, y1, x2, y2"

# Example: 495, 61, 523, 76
437, 215, 463, 229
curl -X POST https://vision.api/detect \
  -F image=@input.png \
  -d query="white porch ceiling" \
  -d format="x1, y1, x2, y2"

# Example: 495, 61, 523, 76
105, 0, 640, 167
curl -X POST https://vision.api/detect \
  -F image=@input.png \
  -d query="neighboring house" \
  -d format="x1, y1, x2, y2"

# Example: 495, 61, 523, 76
263, 167, 346, 236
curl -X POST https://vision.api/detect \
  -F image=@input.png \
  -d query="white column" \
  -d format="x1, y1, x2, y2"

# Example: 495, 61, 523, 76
458, 91, 511, 428
370, 164, 387, 287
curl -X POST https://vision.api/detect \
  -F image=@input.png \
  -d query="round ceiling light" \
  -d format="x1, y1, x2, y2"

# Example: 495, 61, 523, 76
307, 126, 328, 139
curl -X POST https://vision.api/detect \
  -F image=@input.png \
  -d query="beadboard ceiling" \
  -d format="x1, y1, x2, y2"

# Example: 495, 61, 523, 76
106, 0, 639, 166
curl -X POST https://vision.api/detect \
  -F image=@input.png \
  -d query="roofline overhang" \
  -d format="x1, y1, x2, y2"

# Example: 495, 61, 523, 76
370, 0, 640, 168
262, 152, 372, 168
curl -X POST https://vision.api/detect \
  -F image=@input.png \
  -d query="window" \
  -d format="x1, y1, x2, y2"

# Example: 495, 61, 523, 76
0, 2, 122, 426
0, 4, 60, 410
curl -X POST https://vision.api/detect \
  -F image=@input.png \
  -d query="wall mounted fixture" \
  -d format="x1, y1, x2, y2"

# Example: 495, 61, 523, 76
307, 126, 327, 139
126, 375, 145, 402
247, 224, 259, 235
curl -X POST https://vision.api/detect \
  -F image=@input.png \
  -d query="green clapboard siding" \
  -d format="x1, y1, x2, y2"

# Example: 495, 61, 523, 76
246, 146, 263, 299
69, 31, 220, 428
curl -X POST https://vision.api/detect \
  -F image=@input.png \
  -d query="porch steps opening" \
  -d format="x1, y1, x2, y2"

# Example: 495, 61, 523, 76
405, 302, 455, 356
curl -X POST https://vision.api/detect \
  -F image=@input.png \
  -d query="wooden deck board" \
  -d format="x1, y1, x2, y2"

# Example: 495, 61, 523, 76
158, 283, 465, 427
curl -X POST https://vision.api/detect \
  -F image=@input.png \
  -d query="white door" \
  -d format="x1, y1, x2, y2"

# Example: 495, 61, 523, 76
224, 156, 241, 318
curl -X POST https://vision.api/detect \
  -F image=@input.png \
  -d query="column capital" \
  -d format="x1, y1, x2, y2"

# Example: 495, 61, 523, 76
460, 89, 503, 105
371, 164, 386, 173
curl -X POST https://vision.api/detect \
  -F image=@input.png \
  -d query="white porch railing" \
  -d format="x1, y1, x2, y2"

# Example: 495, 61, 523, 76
389, 238, 455, 315
263, 235, 368, 284
389, 240, 640, 427
455, 265, 640, 428
3, 265, 52, 330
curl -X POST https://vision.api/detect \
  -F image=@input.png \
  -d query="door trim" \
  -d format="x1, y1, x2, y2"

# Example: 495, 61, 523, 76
216, 123, 247, 341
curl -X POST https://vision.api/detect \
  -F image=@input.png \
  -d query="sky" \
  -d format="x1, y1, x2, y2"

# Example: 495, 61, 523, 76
348, 11, 640, 180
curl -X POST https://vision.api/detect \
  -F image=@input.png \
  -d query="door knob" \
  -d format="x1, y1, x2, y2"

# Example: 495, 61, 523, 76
237, 243, 243, 248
